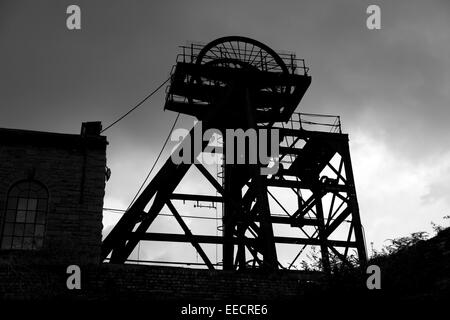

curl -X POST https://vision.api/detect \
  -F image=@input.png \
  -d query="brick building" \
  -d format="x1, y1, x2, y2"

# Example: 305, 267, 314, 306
0, 122, 107, 265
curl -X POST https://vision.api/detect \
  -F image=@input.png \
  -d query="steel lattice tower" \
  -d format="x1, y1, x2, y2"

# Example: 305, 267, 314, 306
102, 36, 367, 272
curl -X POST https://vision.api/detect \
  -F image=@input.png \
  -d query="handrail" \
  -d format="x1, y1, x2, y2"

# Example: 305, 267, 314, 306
275, 112, 342, 134
174, 43, 309, 75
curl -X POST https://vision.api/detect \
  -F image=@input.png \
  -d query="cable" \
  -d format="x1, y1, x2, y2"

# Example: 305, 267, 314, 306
101, 77, 171, 134
125, 112, 180, 210
104, 208, 221, 221
104, 207, 353, 223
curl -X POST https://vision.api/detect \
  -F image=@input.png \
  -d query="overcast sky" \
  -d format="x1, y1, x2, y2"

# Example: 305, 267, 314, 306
1, 0, 449, 263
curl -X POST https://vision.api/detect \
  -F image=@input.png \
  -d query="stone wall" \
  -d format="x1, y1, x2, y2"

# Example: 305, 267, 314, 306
0, 263, 321, 301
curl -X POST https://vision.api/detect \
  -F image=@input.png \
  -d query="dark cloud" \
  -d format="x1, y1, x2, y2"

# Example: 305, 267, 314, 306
2, 1, 448, 151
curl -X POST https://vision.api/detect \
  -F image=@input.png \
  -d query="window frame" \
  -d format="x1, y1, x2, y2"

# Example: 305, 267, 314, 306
0, 179, 49, 251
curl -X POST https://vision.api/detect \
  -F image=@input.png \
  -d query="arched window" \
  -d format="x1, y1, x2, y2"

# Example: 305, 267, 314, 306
1, 180, 48, 250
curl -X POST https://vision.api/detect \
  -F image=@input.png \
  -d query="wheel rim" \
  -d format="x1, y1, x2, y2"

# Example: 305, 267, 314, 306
196, 36, 289, 74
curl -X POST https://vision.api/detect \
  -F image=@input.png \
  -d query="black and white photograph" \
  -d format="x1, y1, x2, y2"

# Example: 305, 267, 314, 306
0, 0, 449, 317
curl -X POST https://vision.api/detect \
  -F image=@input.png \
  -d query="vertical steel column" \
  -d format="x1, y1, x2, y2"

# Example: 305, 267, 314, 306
314, 185, 331, 274
222, 161, 240, 270
245, 89, 278, 270
340, 140, 367, 266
